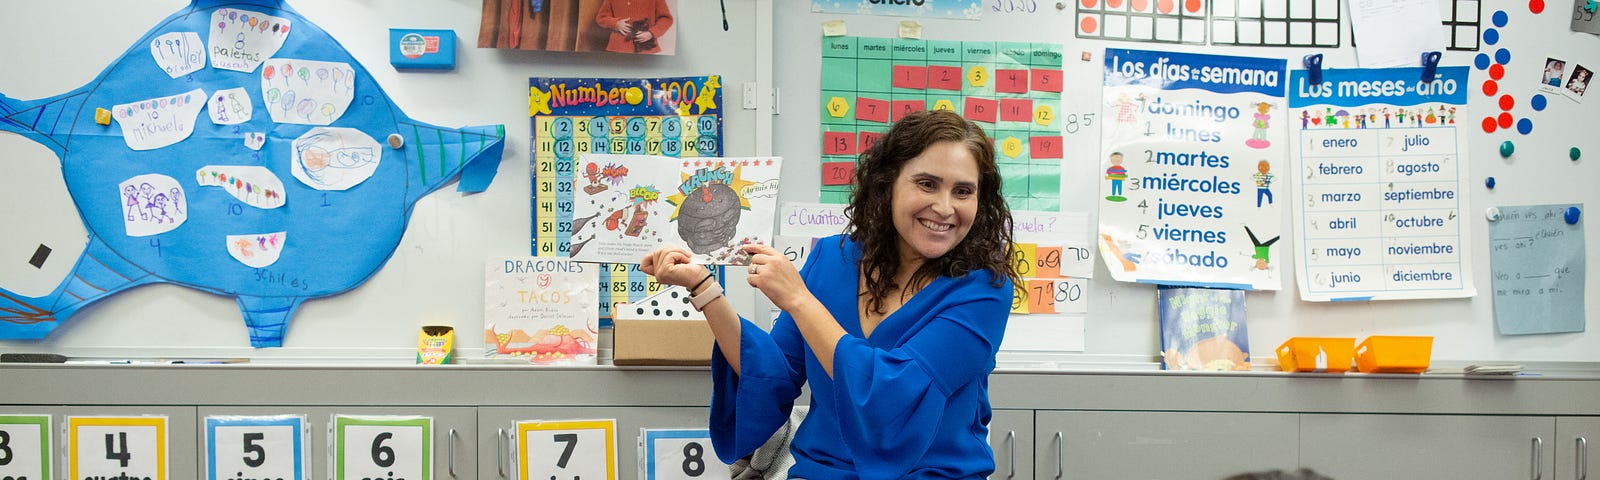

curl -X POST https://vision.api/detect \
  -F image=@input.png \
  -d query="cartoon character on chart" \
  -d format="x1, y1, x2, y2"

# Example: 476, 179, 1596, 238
1116, 93, 1138, 123
1253, 160, 1274, 208
1244, 225, 1280, 271
695, 75, 720, 114
1245, 102, 1271, 149
1300, 110, 1310, 129
582, 162, 608, 194
1105, 152, 1128, 202
1383, 107, 1391, 128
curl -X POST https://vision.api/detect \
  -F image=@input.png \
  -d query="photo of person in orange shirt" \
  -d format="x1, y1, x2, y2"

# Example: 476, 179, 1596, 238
595, 0, 675, 54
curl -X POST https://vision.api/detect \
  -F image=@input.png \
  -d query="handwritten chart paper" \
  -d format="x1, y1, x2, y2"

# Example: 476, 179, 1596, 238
1489, 204, 1585, 335
1289, 66, 1476, 301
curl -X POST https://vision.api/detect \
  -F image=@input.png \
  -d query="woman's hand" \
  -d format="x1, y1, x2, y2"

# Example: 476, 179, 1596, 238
640, 246, 708, 290
615, 18, 634, 36
742, 244, 813, 312
633, 30, 654, 42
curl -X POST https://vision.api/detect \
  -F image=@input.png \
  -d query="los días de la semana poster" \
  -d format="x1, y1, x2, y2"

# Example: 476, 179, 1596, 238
1288, 66, 1476, 301
1098, 49, 1287, 290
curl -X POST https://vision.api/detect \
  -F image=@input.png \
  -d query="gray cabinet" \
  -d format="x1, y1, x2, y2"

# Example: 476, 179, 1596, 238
1035, 411, 1299, 479
1557, 417, 1600, 480
990, 409, 1033, 479
198, 406, 477, 480
1300, 414, 1556, 479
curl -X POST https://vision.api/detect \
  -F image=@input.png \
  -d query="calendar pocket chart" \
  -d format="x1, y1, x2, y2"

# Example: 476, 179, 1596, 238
531, 76, 724, 322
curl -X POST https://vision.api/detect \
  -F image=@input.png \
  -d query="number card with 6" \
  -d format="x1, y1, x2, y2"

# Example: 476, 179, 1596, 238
638, 429, 728, 480
0, 415, 50, 480
67, 416, 168, 480
205, 415, 308, 480
330, 415, 431, 480
516, 419, 616, 480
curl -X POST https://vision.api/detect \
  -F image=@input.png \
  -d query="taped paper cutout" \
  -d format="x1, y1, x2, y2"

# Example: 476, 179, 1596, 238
210, 8, 290, 73
112, 88, 205, 150
227, 232, 286, 268
119, 174, 187, 237
151, 32, 205, 78
196, 165, 286, 209
260, 59, 354, 125
244, 132, 265, 150
207, 87, 253, 125
290, 127, 380, 190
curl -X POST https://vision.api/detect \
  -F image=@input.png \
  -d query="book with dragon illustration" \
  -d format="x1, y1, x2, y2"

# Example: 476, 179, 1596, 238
568, 153, 782, 265
485, 257, 600, 364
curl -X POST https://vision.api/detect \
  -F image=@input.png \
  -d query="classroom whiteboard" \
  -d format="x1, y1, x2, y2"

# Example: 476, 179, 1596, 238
0, 0, 1597, 366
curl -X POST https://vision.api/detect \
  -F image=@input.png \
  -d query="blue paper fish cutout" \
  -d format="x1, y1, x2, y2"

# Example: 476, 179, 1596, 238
0, 0, 505, 347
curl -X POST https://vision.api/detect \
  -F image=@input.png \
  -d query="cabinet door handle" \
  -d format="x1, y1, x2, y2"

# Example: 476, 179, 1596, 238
1054, 431, 1064, 479
447, 428, 459, 478
498, 427, 510, 478
1532, 436, 1543, 480
1579, 436, 1589, 480
1005, 430, 1016, 479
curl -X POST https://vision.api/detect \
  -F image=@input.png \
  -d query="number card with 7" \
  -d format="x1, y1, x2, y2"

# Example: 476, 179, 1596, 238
516, 419, 617, 480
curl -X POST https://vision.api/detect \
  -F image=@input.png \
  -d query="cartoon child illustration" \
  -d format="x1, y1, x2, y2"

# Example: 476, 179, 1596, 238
1244, 225, 1280, 270
1253, 160, 1274, 208
124, 185, 144, 221
1105, 152, 1128, 202
151, 193, 175, 224
1383, 108, 1391, 128
1323, 107, 1336, 126
168, 188, 184, 215
1245, 102, 1271, 149
1300, 110, 1310, 129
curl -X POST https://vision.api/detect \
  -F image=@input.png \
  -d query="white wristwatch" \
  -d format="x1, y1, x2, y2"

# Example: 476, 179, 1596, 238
689, 281, 723, 311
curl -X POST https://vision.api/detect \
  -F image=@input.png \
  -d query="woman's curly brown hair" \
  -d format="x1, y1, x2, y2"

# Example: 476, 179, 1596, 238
845, 110, 1019, 315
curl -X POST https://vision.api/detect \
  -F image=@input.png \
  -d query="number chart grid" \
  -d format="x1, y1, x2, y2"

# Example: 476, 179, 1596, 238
820, 36, 1064, 211
1348, 0, 1482, 51
531, 77, 724, 323
1075, 0, 1209, 44
1210, 0, 1341, 47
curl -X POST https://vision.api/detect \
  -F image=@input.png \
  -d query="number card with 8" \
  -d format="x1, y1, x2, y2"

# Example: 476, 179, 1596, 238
0, 415, 50, 480
638, 429, 728, 480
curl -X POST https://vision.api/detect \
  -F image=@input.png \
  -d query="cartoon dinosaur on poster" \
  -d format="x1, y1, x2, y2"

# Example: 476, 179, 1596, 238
0, 0, 505, 347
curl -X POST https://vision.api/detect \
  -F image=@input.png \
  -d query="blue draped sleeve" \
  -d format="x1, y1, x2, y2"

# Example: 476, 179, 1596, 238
828, 281, 1009, 478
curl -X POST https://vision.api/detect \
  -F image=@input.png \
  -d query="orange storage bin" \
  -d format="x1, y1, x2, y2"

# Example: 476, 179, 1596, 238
1275, 337, 1356, 373
1355, 336, 1433, 373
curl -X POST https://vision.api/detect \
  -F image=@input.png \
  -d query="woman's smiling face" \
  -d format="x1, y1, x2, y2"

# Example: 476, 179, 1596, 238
891, 140, 979, 263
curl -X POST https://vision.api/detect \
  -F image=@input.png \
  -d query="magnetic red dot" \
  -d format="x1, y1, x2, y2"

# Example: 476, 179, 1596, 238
1483, 80, 1499, 96
1530, 0, 1545, 13
1132, 0, 1150, 11
1082, 0, 1098, 8
1158, 0, 1175, 13
1185, 0, 1202, 12
1482, 117, 1498, 133
1489, 64, 1505, 80
1498, 112, 1514, 128
1081, 16, 1098, 33
1499, 95, 1515, 111
1107, 0, 1124, 7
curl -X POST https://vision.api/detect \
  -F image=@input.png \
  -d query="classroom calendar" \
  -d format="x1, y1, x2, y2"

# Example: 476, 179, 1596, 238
531, 76, 724, 322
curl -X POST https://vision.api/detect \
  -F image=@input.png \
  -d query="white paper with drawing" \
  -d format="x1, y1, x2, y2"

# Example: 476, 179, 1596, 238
569, 154, 782, 265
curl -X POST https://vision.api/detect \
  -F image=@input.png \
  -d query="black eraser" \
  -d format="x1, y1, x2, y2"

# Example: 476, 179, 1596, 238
0, 353, 69, 363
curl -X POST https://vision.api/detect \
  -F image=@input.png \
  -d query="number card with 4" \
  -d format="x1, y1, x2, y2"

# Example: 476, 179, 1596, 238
638, 429, 728, 480
516, 419, 616, 480
205, 415, 308, 480
67, 416, 168, 480
331, 415, 432, 480
0, 415, 51, 480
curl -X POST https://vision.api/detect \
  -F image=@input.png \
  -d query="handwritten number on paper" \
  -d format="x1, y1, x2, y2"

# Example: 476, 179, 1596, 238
242, 432, 267, 467
105, 432, 132, 468
552, 433, 578, 468
371, 432, 395, 467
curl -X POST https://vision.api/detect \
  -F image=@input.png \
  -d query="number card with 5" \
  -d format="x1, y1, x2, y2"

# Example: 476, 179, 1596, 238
67, 416, 168, 480
331, 415, 432, 480
205, 415, 308, 480
638, 429, 728, 480
0, 415, 50, 480
516, 419, 616, 480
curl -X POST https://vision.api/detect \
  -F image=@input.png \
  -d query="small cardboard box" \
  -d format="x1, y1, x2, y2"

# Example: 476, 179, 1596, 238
612, 319, 713, 366
1275, 337, 1355, 373
1355, 336, 1433, 373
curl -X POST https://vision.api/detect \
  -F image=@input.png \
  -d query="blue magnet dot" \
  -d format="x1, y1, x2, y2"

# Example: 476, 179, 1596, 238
1517, 118, 1533, 134
1565, 206, 1581, 224
1484, 29, 1499, 45
1485, 177, 1496, 189
1475, 53, 1492, 70
1500, 140, 1515, 157
1495, 48, 1512, 65
1493, 10, 1509, 27
1532, 94, 1548, 111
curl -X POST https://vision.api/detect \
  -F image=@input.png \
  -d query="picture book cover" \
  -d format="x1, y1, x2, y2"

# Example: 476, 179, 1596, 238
568, 153, 781, 265
1158, 286, 1251, 371
485, 257, 599, 365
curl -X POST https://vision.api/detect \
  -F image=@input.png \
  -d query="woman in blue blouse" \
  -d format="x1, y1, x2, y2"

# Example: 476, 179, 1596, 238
642, 110, 1019, 479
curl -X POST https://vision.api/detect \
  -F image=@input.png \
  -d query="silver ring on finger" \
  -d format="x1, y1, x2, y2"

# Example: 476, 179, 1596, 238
750, 264, 759, 276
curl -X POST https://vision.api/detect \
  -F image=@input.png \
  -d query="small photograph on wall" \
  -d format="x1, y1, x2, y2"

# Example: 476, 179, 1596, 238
478, 0, 677, 55
1540, 57, 1569, 95
1564, 64, 1592, 103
